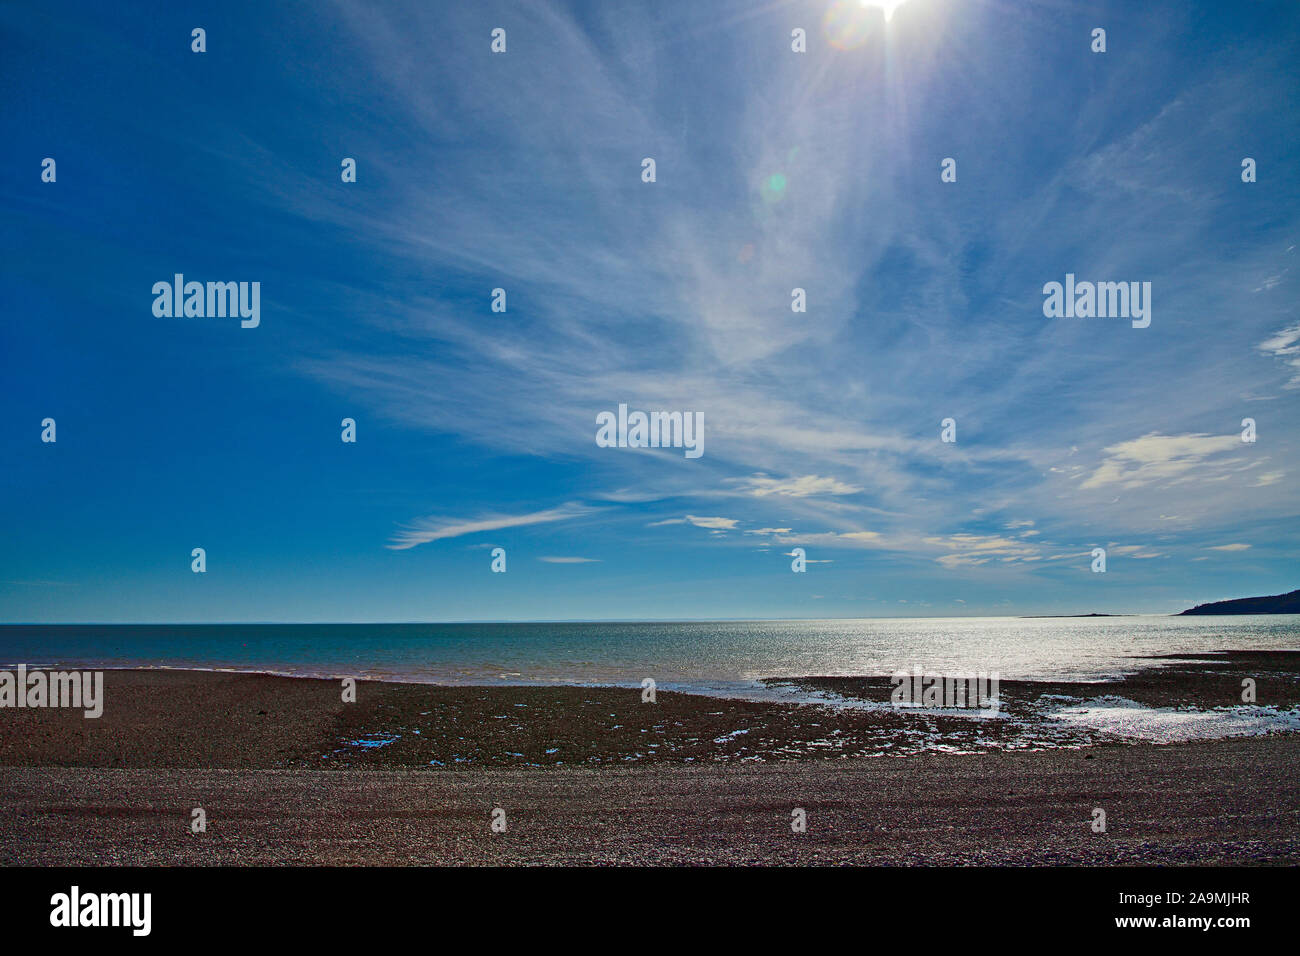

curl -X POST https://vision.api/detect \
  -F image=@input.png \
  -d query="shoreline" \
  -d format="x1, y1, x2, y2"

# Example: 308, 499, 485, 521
4, 643, 1298, 689
1, 652, 1298, 768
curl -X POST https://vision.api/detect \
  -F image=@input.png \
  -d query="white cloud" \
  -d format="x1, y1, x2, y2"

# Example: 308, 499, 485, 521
1080, 433, 1242, 490
772, 530, 883, 548
1257, 323, 1300, 388
728, 474, 863, 498
1208, 543, 1251, 552
925, 533, 1042, 568
649, 514, 740, 530
684, 515, 739, 530
388, 504, 592, 550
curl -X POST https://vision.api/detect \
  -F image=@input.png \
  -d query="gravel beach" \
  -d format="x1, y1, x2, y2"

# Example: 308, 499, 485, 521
1, 656, 1298, 865
2, 739, 1298, 865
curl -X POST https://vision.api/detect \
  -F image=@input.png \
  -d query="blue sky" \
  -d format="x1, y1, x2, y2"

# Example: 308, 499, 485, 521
1, 0, 1297, 622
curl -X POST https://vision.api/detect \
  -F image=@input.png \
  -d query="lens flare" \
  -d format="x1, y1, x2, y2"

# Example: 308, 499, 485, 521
760, 173, 788, 203
823, 0, 875, 50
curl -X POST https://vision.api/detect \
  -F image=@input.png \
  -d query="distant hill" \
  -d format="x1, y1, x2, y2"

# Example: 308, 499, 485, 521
1180, 589, 1300, 615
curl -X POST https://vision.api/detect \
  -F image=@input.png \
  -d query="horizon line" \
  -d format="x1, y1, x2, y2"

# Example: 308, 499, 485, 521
0, 613, 1188, 626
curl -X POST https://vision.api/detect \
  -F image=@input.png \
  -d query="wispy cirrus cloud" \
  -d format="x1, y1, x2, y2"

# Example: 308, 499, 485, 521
1108, 544, 1165, 559
256, 2, 1300, 583
1258, 323, 1300, 388
770, 530, 884, 548
647, 514, 740, 533
727, 474, 863, 498
388, 504, 593, 550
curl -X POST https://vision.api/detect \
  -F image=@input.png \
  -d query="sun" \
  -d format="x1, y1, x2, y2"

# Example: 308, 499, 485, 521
825, 0, 915, 47
862, 0, 911, 21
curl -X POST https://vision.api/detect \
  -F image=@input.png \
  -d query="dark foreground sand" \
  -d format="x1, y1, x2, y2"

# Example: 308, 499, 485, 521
2, 739, 1298, 865
1, 656, 1298, 865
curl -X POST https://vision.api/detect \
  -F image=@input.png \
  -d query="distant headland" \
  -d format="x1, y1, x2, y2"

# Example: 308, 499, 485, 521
1180, 589, 1300, 615
1019, 613, 1129, 618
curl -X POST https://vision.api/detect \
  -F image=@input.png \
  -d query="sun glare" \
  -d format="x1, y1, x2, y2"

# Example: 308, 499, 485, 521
862, 0, 911, 22
826, 0, 916, 48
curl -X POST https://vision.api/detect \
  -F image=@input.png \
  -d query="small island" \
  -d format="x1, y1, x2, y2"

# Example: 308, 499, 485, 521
1180, 589, 1300, 615
1019, 613, 1129, 618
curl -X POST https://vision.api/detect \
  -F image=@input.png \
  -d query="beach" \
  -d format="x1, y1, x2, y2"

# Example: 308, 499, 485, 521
2, 654, 1298, 865
3, 738, 1298, 865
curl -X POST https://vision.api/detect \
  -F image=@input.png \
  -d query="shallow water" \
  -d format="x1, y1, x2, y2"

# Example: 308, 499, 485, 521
1, 616, 1295, 690
1047, 697, 1300, 743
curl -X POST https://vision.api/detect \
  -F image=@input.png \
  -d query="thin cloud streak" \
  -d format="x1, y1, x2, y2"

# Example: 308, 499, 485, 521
388, 504, 594, 550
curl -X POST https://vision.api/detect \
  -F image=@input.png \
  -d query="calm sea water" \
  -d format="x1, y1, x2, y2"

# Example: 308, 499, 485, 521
1, 616, 1296, 695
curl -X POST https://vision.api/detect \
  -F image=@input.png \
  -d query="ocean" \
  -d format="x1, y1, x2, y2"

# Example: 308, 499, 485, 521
1, 615, 1296, 698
